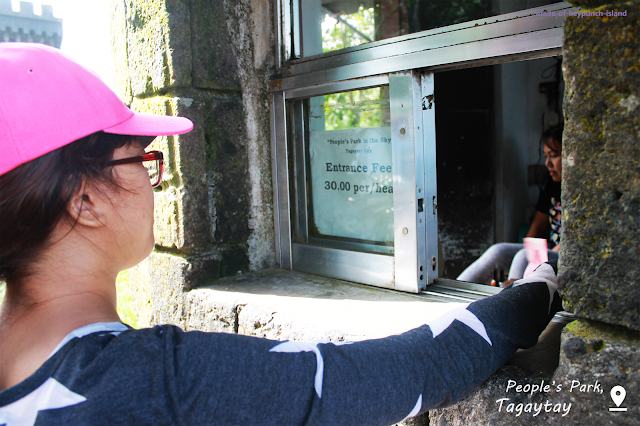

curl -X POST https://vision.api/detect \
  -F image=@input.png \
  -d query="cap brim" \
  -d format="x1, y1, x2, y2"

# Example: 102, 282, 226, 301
103, 112, 194, 137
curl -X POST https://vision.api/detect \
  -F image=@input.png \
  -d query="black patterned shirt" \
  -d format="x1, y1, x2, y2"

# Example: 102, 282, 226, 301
536, 181, 562, 247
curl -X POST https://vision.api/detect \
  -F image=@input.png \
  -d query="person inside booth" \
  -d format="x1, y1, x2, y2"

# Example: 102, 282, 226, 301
457, 124, 563, 286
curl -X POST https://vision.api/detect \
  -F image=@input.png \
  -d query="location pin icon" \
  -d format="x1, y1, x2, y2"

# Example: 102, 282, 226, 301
611, 386, 626, 407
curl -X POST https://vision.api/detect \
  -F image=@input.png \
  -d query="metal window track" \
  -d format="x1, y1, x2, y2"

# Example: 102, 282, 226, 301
419, 278, 501, 302
420, 278, 576, 325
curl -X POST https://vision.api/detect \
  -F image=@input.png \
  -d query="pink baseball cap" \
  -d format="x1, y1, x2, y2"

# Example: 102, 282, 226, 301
0, 43, 194, 176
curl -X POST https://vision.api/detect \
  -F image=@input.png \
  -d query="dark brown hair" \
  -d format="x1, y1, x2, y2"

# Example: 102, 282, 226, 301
542, 123, 563, 152
0, 132, 141, 285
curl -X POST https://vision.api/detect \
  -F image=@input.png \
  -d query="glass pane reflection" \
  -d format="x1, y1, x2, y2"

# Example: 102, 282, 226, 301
301, 87, 394, 252
300, 0, 562, 58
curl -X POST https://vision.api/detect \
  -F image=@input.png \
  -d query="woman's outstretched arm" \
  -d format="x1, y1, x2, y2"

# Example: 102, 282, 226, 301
28, 265, 561, 426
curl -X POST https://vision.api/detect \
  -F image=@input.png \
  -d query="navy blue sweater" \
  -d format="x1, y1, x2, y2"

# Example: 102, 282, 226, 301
0, 264, 561, 426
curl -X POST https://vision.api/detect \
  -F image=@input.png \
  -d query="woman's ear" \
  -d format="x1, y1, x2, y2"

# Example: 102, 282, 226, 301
67, 181, 108, 228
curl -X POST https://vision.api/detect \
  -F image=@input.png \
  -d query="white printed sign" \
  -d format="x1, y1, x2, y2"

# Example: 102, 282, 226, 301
309, 128, 393, 243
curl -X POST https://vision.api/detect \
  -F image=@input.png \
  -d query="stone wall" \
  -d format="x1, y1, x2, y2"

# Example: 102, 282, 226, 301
560, 0, 640, 331
110, 0, 276, 326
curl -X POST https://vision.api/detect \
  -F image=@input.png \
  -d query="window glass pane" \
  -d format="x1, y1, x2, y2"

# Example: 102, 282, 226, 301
299, 0, 562, 57
289, 87, 394, 253
434, 57, 564, 280
321, 4, 375, 53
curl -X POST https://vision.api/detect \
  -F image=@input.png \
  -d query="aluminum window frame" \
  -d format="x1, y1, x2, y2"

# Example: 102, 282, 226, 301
271, 1, 574, 293
274, 2, 571, 88
273, 71, 438, 293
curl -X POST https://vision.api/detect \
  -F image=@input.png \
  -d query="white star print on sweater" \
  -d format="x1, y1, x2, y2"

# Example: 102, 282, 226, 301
0, 379, 85, 426
0, 264, 561, 426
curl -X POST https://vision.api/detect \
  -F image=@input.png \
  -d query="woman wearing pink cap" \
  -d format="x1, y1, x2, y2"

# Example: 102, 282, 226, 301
0, 43, 562, 425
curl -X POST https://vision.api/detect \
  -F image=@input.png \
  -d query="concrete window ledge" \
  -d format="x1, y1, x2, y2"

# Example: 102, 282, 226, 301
181, 269, 472, 426
169, 269, 640, 425
178, 269, 563, 426
182, 269, 467, 342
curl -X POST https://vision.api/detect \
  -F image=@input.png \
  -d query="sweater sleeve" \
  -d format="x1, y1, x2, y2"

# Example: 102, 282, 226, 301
161, 263, 562, 426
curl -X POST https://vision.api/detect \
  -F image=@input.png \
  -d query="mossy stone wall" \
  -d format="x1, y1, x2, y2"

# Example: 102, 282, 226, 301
110, 0, 275, 326
560, 0, 640, 330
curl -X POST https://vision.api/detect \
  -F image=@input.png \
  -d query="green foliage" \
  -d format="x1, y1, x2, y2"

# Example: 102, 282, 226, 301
116, 270, 141, 329
317, 0, 491, 133
319, 6, 388, 132
321, 1, 492, 54
321, 87, 389, 131
322, 5, 375, 53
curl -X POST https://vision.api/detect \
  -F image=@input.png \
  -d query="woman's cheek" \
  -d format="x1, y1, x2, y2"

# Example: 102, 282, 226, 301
554, 157, 562, 177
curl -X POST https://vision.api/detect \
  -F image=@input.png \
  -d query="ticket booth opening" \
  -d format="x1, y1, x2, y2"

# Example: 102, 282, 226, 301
272, 1, 568, 294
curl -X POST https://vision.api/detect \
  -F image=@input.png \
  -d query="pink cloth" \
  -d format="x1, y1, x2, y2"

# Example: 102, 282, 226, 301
523, 237, 548, 277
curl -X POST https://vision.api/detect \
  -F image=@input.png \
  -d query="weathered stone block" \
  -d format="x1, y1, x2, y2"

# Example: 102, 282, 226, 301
429, 366, 533, 425
124, 0, 192, 96
396, 416, 429, 426
202, 95, 251, 244
113, 0, 275, 283
223, 0, 274, 74
129, 251, 222, 327
190, 0, 240, 90
222, 0, 277, 271
430, 320, 640, 425
128, 251, 189, 328
559, 1, 640, 329
220, 246, 250, 276
552, 320, 640, 423
183, 290, 239, 333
